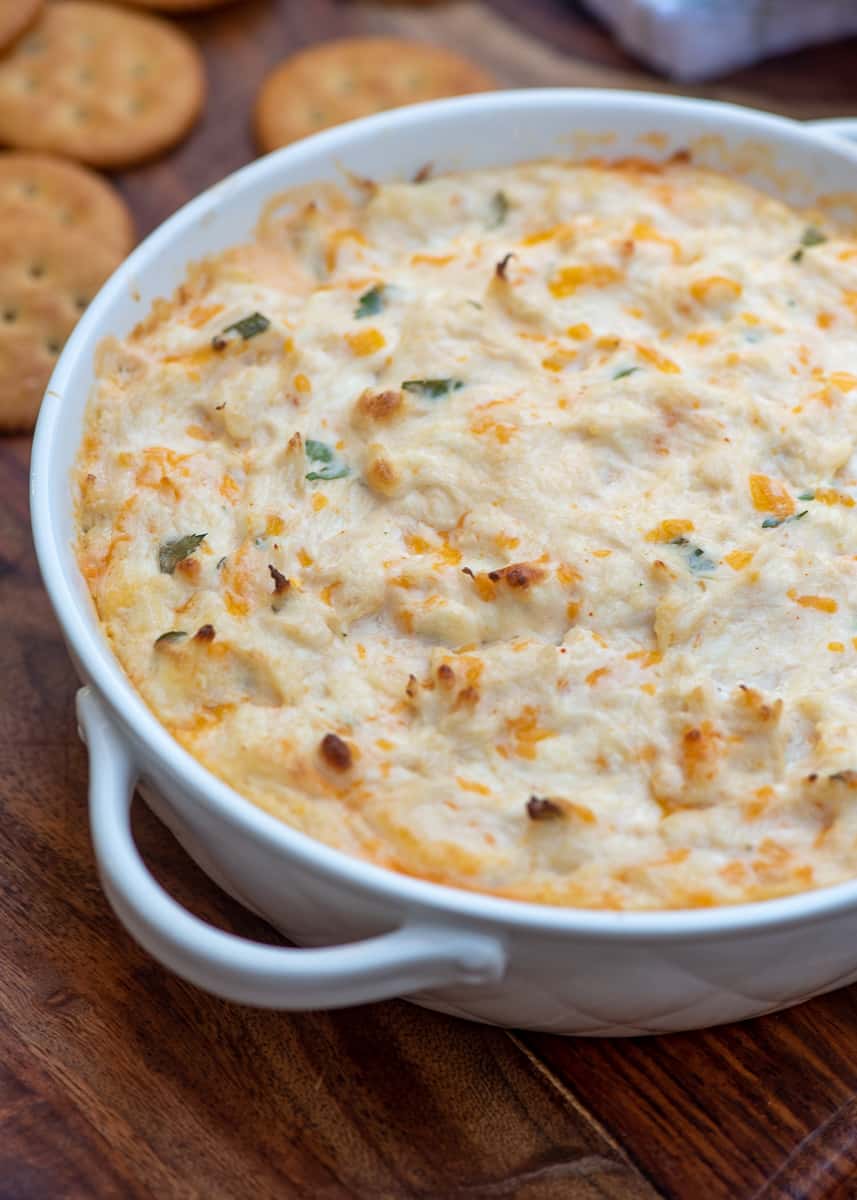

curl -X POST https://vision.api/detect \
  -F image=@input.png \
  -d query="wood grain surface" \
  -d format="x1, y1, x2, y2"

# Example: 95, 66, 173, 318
6, 2, 857, 1197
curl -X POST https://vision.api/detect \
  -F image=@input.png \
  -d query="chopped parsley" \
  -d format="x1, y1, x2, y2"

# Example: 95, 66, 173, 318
212, 311, 270, 348
158, 532, 206, 574
154, 630, 187, 647
305, 439, 333, 463
798, 491, 815, 501
401, 378, 464, 399
802, 226, 827, 247
489, 190, 509, 229
689, 546, 717, 572
791, 226, 827, 262
307, 463, 349, 482
305, 438, 349, 481
354, 284, 386, 319
761, 510, 808, 529
669, 535, 715, 573
613, 366, 640, 380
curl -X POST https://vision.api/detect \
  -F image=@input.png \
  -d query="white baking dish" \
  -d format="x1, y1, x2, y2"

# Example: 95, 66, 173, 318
30, 91, 857, 1035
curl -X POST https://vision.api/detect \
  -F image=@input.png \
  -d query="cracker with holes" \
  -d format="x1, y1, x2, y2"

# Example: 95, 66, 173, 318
0, 154, 135, 257
0, 222, 122, 432
0, 0, 43, 53
254, 38, 496, 152
0, 2, 205, 169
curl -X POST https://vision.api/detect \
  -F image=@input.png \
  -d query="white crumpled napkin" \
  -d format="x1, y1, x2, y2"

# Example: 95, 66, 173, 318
581, 0, 857, 81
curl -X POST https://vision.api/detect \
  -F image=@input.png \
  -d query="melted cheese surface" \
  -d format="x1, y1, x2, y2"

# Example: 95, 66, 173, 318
77, 159, 857, 909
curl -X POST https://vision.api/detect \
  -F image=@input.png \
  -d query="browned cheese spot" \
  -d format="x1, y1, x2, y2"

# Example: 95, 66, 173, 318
320, 732, 353, 771
176, 556, 201, 582
268, 563, 290, 595
354, 388, 403, 425
495, 252, 515, 280
526, 795, 565, 821
830, 770, 857, 787
366, 449, 399, 496
489, 562, 546, 589
737, 683, 782, 724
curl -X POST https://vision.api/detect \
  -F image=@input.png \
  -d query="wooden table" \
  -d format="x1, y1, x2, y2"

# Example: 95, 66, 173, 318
5, 3, 857, 1196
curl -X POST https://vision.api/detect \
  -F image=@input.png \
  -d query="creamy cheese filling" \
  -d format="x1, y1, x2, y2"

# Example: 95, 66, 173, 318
76, 158, 857, 909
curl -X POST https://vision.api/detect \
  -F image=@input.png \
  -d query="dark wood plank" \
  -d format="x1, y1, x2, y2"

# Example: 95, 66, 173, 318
523, 998, 857, 1200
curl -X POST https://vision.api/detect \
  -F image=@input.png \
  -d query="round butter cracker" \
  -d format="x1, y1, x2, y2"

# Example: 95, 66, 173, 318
0, 222, 122, 432
255, 37, 496, 152
0, 0, 42, 54
0, 153, 134, 257
0, 2, 206, 169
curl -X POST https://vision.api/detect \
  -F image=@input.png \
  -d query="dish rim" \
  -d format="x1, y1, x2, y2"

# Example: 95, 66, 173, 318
31, 86, 857, 941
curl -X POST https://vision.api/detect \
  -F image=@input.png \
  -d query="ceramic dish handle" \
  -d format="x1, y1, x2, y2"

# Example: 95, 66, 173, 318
807, 118, 857, 143
77, 688, 506, 1009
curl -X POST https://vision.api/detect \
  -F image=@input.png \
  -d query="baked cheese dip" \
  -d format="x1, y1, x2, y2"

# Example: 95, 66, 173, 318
76, 157, 857, 910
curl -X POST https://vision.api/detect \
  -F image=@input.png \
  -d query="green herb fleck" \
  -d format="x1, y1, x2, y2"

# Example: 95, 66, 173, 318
305, 438, 349, 481
670, 535, 715, 572
489, 190, 509, 229
158, 533, 206, 574
154, 630, 187, 647
689, 547, 717, 573
798, 491, 815, 501
355, 285, 386, 319
402, 378, 464, 399
613, 366, 640, 380
306, 439, 333, 463
307, 464, 349, 482
791, 226, 827, 262
802, 226, 827, 247
212, 311, 270, 347
762, 510, 808, 529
